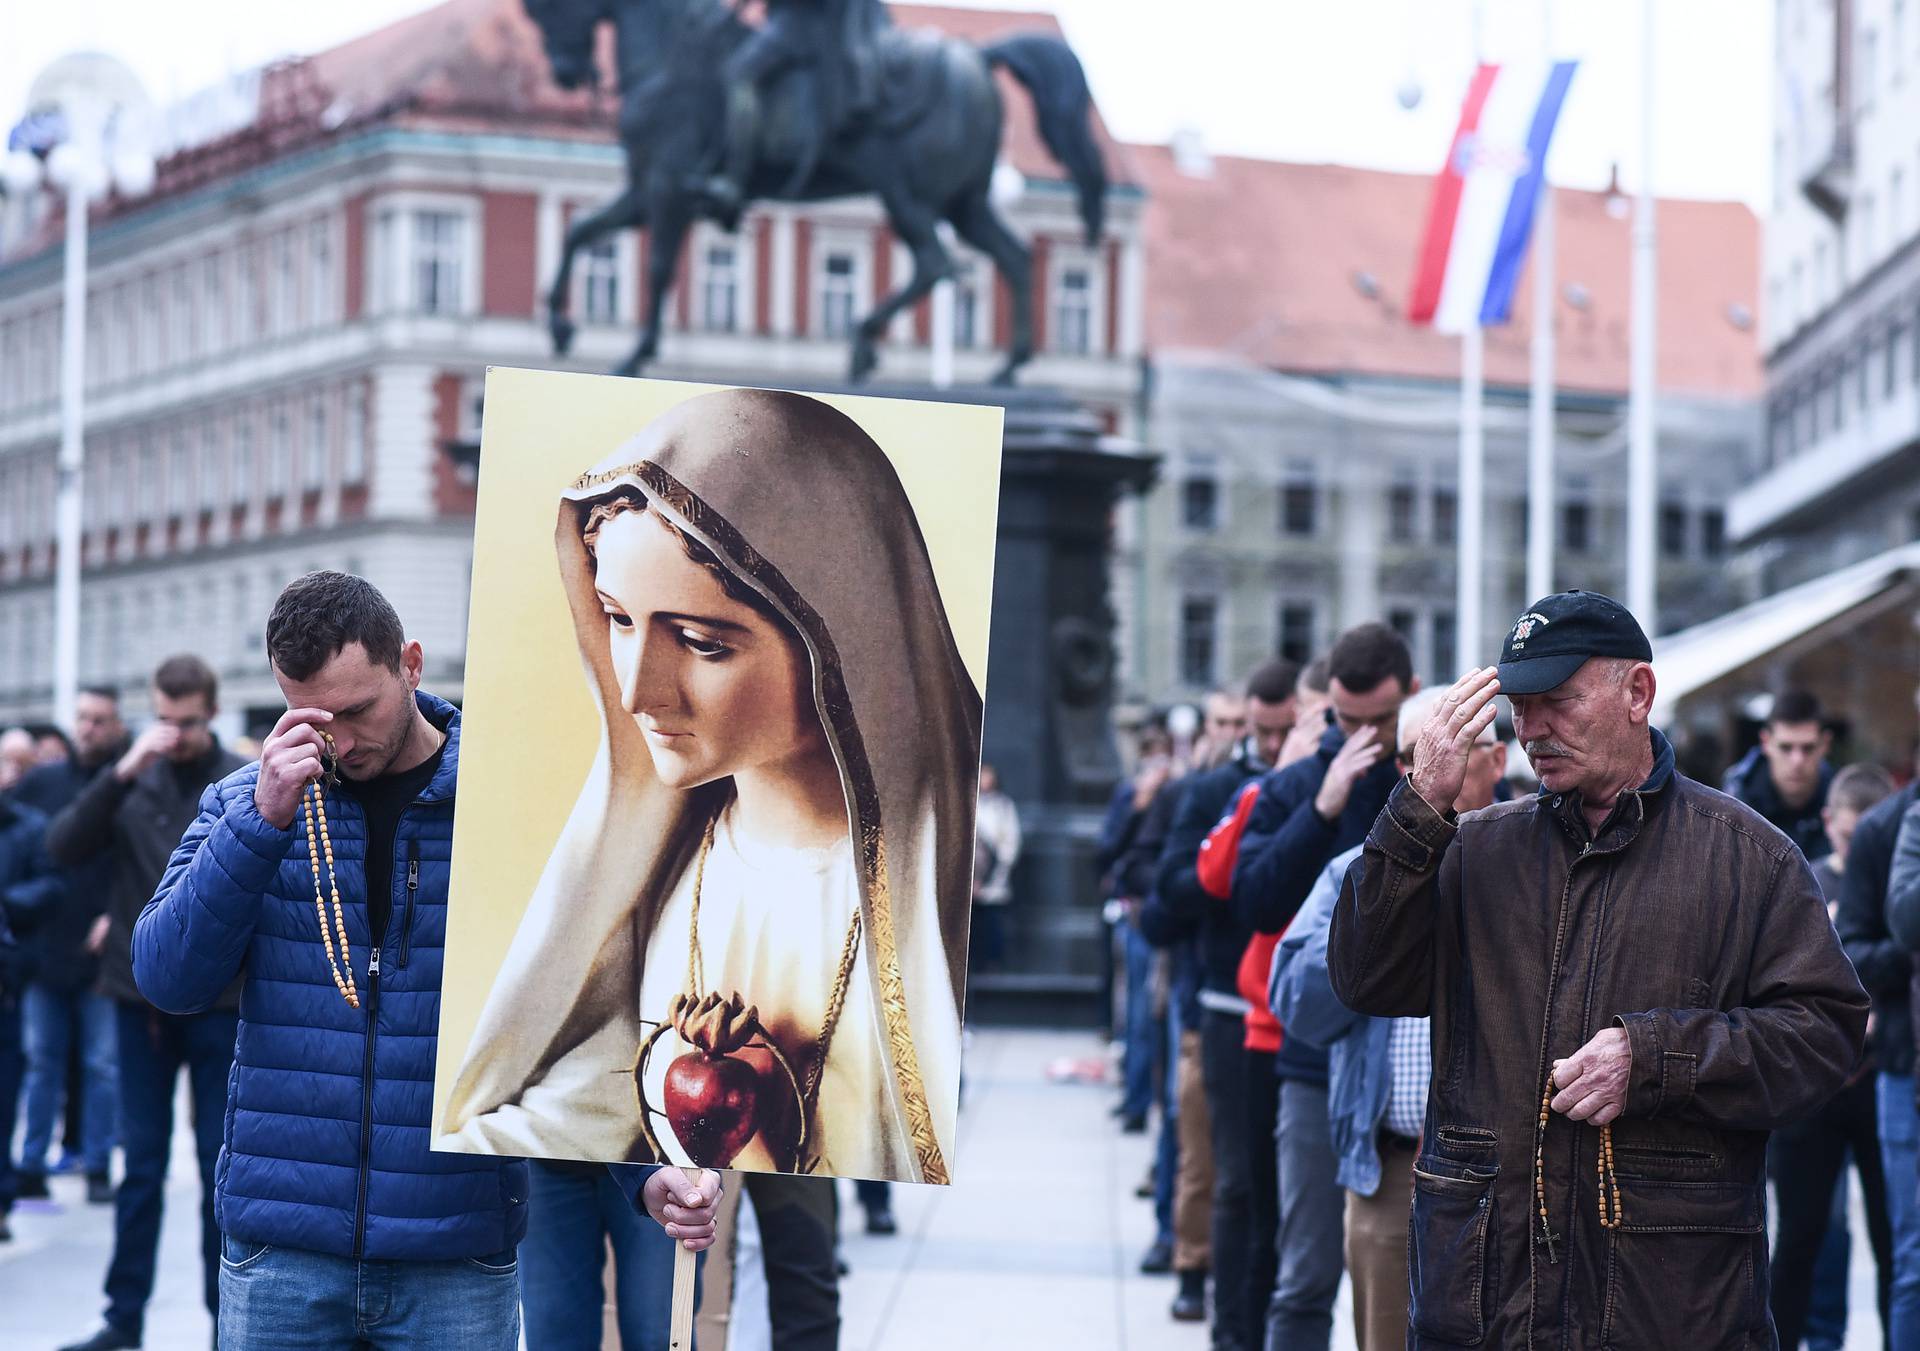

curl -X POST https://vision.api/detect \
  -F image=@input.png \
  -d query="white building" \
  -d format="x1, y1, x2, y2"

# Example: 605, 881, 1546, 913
0, 0, 1146, 735
1119, 145, 1765, 724
1650, 0, 1920, 768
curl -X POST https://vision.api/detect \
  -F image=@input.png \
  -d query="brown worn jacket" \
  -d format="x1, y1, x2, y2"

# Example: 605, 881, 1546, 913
1328, 728, 1867, 1350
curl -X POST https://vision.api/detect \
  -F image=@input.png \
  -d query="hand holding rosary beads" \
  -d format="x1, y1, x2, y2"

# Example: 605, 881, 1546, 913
302, 728, 360, 1009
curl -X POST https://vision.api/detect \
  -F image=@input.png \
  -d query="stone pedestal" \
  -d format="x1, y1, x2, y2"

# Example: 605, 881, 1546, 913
854, 384, 1158, 1024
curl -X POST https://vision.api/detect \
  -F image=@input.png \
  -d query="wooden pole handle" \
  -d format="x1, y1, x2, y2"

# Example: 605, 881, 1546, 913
668, 1168, 706, 1351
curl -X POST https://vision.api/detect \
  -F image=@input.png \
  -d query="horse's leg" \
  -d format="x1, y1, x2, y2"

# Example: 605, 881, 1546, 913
850, 194, 956, 383
616, 200, 690, 378
548, 184, 647, 357
949, 190, 1033, 386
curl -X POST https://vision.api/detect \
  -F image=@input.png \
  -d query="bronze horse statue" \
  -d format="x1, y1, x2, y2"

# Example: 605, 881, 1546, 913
524, 0, 1107, 384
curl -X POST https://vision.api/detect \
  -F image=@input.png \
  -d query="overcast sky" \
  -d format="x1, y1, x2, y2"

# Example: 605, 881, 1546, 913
4, 0, 1773, 209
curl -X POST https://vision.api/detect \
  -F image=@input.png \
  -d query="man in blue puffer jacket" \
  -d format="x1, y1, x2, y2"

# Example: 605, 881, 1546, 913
132, 571, 719, 1350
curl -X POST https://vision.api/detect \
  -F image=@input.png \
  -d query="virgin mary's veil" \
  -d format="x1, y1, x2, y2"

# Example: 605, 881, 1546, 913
439, 387, 982, 1184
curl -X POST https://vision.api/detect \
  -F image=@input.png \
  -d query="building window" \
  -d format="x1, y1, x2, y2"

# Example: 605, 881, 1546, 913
235, 246, 257, 344
1701, 508, 1727, 559
702, 243, 739, 333
1433, 609, 1458, 682
582, 239, 619, 325
173, 267, 194, 359
272, 230, 296, 333
1387, 476, 1418, 542
305, 398, 329, 491
271, 410, 294, 497
1660, 500, 1689, 558
344, 383, 368, 483
820, 251, 857, 338
309, 218, 333, 325
1562, 499, 1592, 553
1281, 459, 1318, 536
200, 427, 222, 511
1432, 483, 1458, 544
169, 434, 193, 518
141, 276, 162, 373
202, 255, 225, 353
1387, 608, 1418, 661
232, 416, 254, 506
138, 441, 161, 521
1181, 472, 1219, 531
1179, 597, 1218, 687
1891, 322, 1906, 397
1278, 602, 1315, 665
1860, 27, 1880, 115
413, 210, 466, 315
1052, 264, 1093, 354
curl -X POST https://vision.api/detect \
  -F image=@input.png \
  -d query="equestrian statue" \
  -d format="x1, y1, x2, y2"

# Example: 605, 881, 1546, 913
524, 0, 1109, 384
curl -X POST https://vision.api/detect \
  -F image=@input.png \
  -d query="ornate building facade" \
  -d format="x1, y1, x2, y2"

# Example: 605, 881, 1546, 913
0, 0, 1146, 731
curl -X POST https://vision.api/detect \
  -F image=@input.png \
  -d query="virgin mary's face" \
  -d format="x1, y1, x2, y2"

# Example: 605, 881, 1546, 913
592, 507, 822, 789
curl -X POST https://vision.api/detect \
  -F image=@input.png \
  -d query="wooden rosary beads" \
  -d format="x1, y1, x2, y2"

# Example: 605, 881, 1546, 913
302, 729, 360, 1009
1534, 1072, 1623, 1265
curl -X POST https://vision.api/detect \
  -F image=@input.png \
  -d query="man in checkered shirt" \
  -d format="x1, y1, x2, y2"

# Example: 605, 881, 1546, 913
1270, 687, 1505, 1351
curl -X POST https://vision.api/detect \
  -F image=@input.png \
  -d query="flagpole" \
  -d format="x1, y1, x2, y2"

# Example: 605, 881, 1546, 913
1460, 324, 1485, 676
1526, 8, 1556, 605
1458, 0, 1486, 674
1626, 0, 1658, 634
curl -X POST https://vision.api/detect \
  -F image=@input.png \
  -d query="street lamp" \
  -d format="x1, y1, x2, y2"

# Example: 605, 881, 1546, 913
1, 53, 155, 731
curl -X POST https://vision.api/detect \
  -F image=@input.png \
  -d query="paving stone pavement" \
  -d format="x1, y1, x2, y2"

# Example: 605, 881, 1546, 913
1, 1026, 1884, 1349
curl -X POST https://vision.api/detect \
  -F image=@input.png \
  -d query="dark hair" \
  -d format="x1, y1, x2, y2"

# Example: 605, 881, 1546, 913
153, 654, 219, 706
25, 722, 71, 756
1245, 658, 1301, 706
77, 684, 119, 704
1830, 763, 1897, 816
1298, 657, 1330, 695
266, 572, 405, 682
1768, 691, 1823, 729
1327, 622, 1413, 696
580, 489, 778, 620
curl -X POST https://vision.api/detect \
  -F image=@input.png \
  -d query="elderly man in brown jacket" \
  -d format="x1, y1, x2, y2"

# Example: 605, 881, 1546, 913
1329, 590, 1867, 1350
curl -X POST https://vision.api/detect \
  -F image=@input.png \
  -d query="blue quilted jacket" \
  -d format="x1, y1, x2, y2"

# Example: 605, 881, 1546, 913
131, 692, 531, 1261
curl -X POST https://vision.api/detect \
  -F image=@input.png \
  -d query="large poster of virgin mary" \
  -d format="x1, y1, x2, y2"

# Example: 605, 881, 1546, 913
432, 370, 1001, 1186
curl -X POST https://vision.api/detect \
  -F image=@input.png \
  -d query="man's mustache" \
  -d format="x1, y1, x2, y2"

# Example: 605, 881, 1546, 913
1524, 739, 1574, 759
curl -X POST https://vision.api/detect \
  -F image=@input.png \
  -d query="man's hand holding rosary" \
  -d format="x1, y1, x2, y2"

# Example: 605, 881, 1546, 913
254, 707, 336, 830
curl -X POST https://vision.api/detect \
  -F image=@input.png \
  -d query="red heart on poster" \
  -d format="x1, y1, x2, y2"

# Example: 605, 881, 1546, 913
662, 1050, 760, 1168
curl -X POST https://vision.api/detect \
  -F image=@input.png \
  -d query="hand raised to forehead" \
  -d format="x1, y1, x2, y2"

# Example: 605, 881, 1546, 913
1408, 667, 1500, 815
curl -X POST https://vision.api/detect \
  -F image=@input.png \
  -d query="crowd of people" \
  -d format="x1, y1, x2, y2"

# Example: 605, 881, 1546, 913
1101, 593, 1912, 1351
0, 573, 769, 1351
3, 569, 1914, 1350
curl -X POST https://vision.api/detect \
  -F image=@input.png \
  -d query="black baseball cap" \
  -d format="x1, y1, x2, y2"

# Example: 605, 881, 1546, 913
1496, 590, 1652, 696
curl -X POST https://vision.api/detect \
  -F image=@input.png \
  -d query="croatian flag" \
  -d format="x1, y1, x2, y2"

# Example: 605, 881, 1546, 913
1409, 60, 1579, 334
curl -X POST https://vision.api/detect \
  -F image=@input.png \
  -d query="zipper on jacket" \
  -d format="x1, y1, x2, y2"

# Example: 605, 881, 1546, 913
397, 841, 420, 970
351, 945, 382, 1259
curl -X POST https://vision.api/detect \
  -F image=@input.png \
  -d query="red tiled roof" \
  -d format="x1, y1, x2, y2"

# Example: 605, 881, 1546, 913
306, 0, 1134, 181
1133, 144, 1762, 399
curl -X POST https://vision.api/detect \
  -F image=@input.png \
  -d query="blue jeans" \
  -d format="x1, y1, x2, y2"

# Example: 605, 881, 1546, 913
521, 1159, 686, 1351
1879, 1072, 1920, 1351
1152, 1000, 1180, 1247
219, 1233, 521, 1349
0, 993, 22, 1213
1266, 1079, 1343, 1351
1806, 1163, 1852, 1351
1119, 920, 1158, 1120
105, 1001, 235, 1339
20, 983, 117, 1175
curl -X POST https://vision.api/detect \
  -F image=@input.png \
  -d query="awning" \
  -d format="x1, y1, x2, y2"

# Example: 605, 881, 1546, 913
1652, 541, 1920, 721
